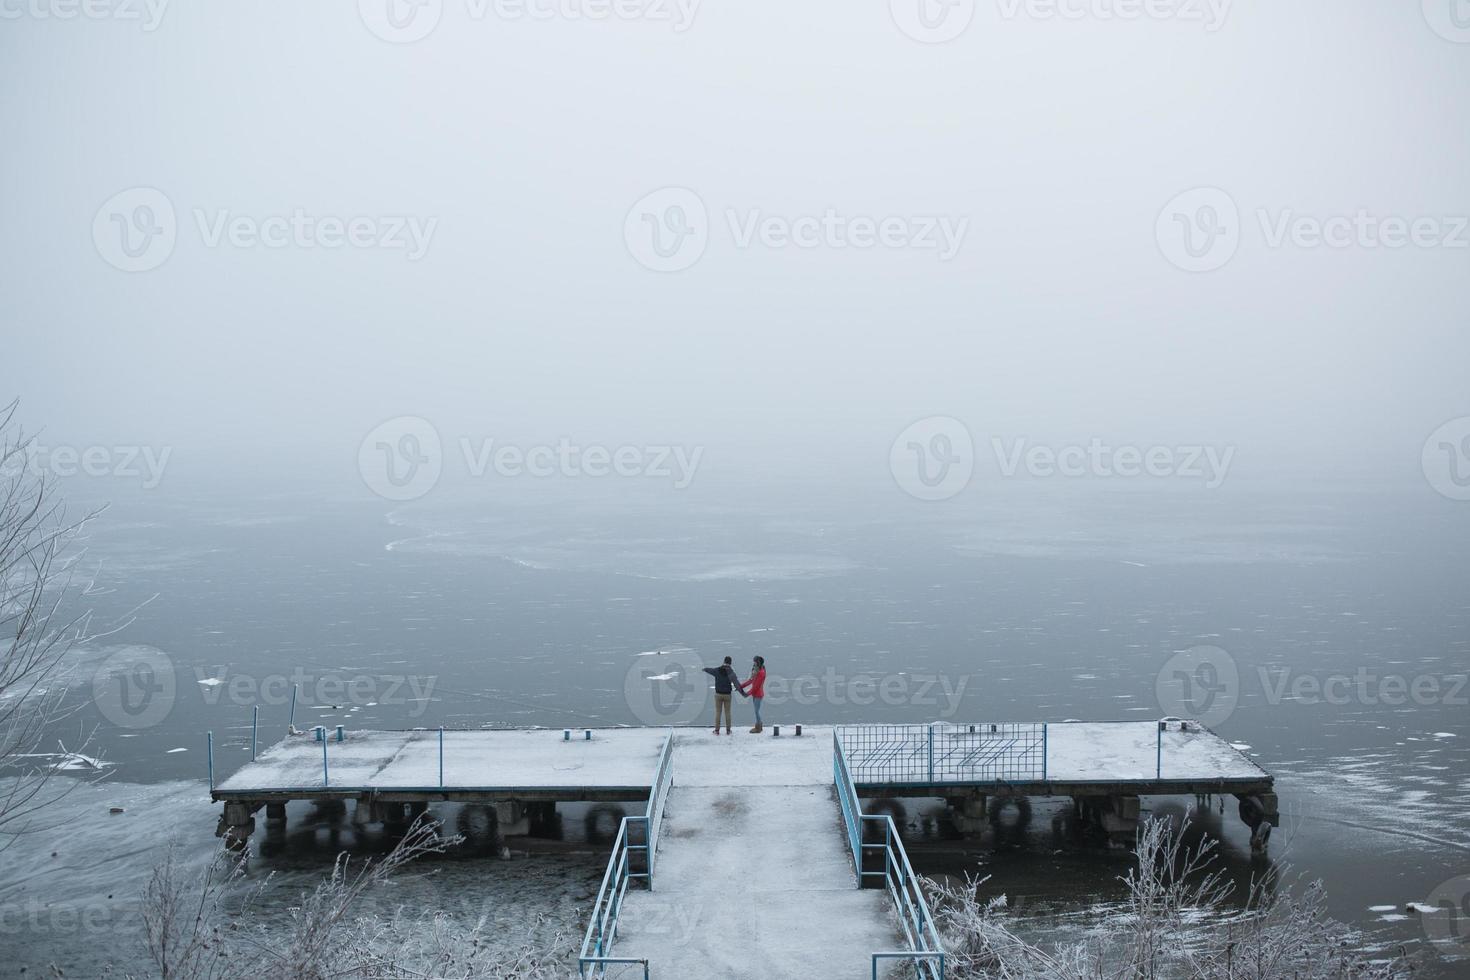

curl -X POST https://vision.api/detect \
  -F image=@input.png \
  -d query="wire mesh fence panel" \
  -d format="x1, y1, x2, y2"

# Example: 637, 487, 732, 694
837, 723, 1046, 784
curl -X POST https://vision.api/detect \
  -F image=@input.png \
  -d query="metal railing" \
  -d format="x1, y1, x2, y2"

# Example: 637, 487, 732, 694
577, 819, 649, 980
578, 729, 674, 979
642, 728, 675, 882
835, 732, 946, 980
838, 723, 1046, 786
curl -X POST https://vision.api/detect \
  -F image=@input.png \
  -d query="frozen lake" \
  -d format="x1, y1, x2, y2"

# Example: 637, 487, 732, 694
5, 481, 1466, 976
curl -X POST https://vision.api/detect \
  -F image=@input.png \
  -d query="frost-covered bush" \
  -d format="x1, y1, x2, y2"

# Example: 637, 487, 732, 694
135, 820, 580, 980
918, 816, 1410, 980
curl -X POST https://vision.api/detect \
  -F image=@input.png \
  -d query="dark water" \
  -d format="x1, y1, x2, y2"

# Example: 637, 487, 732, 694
4, 476, 1467, 976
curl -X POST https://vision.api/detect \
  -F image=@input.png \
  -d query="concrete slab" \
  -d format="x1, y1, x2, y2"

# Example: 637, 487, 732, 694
1049, 721, 1266, 782
214, 728, 670, 796
672, 725, 836, 788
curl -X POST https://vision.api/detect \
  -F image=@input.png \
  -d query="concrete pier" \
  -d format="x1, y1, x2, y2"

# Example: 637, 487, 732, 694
212, 721, 1275, 850
207, 720, 1275, 977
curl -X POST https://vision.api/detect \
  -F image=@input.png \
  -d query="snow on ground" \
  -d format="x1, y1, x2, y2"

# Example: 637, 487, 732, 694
1046, 722, 1268, 782
615, 730, 890, 980
219, 722, 1265, 795
673, 725, 836, 787
216, 728, 671, 792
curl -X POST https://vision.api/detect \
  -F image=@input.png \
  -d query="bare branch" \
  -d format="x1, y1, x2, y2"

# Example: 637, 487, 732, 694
0, 401, 105, 840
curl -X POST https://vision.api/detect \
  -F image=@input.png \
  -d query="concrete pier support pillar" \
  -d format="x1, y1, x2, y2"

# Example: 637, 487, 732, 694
266, 802, 287, 824
944, 793, 988, 835
494, 801, 530, 837
527, 801, 559, 838
216, 801, 258, 849
1097, 795, 1141, 847
1235, 793, 1279, 854
407, 801, 429, 823
356, 800, 409, 826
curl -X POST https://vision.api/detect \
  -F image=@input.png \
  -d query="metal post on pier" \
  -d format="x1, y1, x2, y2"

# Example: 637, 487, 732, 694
438, 726, 444, 788
1156, 721, 1164, 779
288, 684, 298, 732
251, 705, 259, 761
322, 736, 329, 786
1042, 722, 1049, 780
927, 724, 935, 782
207, 731, 214, 790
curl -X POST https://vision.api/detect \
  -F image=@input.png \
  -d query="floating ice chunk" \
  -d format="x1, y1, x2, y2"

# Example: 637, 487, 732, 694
197, 677, 224, 688
20, 751, 113, 771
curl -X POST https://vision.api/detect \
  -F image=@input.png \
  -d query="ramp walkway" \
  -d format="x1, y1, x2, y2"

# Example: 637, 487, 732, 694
609, 732, 891, 979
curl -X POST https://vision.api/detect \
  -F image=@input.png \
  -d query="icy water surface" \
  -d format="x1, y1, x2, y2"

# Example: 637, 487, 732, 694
3, 477, 1466, 976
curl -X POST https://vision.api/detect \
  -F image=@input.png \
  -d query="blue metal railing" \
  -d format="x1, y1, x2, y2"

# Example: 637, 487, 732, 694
577, 820, 648, 980
642, 728, 675, 882
835, 731, 946, 980
835, 727, 865, 870
578, 728, 674, 979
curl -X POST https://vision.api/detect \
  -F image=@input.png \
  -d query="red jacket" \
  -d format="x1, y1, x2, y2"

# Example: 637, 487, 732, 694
743, 668, 766, 699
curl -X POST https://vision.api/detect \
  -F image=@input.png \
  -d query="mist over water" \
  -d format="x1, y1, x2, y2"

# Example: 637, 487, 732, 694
4, 0, 1470, 974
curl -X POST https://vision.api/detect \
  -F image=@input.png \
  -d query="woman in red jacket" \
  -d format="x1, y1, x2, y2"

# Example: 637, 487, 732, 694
740, 656, 767, 734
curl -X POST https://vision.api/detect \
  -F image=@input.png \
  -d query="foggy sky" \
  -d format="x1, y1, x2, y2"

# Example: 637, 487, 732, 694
3, 0, 1468, 489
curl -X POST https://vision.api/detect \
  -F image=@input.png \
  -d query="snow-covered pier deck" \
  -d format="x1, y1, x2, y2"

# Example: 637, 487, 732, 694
214, 727, 671, 804
843, 720, 1273, 796
211, 719, 1275, 851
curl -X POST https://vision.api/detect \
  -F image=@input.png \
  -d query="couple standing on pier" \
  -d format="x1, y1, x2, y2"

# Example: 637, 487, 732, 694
703, 656, 766, 735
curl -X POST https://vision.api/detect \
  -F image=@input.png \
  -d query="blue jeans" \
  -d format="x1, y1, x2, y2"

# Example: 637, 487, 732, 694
752, 697, 763, 724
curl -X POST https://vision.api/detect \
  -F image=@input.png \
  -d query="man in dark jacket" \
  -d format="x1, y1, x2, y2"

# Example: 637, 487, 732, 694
703, 656, 743, 735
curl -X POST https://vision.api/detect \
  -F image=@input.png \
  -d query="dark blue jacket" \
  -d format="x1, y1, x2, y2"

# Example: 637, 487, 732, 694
703, 664, 740, 695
